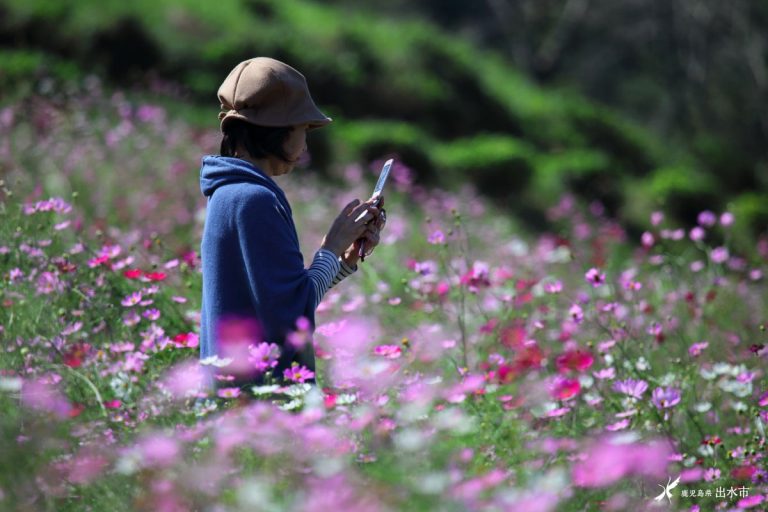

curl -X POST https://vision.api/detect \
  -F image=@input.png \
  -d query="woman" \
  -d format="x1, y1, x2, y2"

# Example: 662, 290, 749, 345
199, 57, 384, 387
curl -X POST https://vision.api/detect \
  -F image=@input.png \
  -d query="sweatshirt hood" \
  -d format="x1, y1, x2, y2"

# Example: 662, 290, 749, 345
199, 155, 286, 201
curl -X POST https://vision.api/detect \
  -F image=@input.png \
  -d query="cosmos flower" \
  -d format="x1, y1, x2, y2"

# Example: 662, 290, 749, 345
284, 364, 315, 383
651, 387, 681, 409
613, 379, 649, 399
584, 268, 605, 287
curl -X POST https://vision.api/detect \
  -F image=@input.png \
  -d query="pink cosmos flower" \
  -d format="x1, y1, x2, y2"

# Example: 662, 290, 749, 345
123, 311, 141, 326
641, 231, 654, 248
67, 452, 109, 485
593, 368, 616, 380
720, 211, 735, 226
710, 246, 729, 264
568, 304, 584, 324
142, 308, 161, 321
697, 210, 717, 227
137, 434, 180, 468
171, 332, 198, 348
460, 261, 491, 292
21, 377, 72, 417
160, 361, 206, 399
36, 271, 65, 295
585, 268, 606, 287
248, 342, 280, 373
689, 226, 705, 241
651, 211, 664, 226
572, 436, 671, 487
61, 321, 83, 336
373, 345, 402, 359
555, 349, 594, 373
8, 268, 24, 282
605, 419, 630, 431
546, 407, 571, 418
738, 494, 765, 508
427, 229, 446, 244
688, 341, 708, 357
550, 376, 581, 400
613, 379, 648, 399
284, 364, 315, 383
121, 291, 142, 307
217, 316, 263, 377
651, 387, 681, 409
543, 280, 562, 294
217, 387, 241, 399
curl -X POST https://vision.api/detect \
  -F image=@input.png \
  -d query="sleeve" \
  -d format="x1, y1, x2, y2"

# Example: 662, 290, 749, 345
307, 248, 341, 306
330, 258, 357, 288
235, 190, 319, 339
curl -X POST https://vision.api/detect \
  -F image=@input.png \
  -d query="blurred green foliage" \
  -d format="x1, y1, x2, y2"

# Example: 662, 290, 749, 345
0, 0, 764, 243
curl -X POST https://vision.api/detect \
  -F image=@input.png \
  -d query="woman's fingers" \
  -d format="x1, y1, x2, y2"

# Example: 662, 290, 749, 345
342, 199, 360, 215
352, 204, 379, 223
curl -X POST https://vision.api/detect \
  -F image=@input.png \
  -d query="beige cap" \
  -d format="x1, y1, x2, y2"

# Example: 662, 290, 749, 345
217, 57, 332, 132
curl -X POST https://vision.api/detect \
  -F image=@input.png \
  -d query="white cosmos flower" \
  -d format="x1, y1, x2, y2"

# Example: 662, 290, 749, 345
199, 355, 232, 367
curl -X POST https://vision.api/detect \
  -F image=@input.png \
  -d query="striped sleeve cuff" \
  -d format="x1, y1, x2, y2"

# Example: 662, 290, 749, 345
331, 258, 357, 287
307, 248, 341, 308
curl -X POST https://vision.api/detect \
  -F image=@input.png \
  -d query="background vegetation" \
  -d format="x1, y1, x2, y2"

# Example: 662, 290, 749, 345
1, 0, 765, 248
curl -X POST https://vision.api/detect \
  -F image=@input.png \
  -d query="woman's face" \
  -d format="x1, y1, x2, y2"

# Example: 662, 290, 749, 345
279, 123, 309, 173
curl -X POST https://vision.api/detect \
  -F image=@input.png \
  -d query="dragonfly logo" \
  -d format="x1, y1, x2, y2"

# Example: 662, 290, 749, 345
654, 475, 681, 504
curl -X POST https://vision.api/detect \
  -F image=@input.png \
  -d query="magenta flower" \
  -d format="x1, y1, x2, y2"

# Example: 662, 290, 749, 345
593, 367, 616, 380
641, 231, 654, 248
137, 434, 180, 468
720, 211, 735, 227
568, 304, 584, 324
21, 377, 71, 417
613, 379, 649, 399
248, 342, 280, 373
572, 436, 671, 487
284, 364, 315, 383
650, 211, 664, 226
605, 419, 630, 431
123, 311, 141, 326
585, 268, 605, 287
710, 246, 729, 263
689, 226, 705, 241
651, 387, 681, 409
121, 291, 142, 307
374, 344, 402, 359
217, 387, 241, 399
688, 341, 709, 357
738, 494, 765, 509
544, 280, 562, 294
36, 271, 64, 295
427, 229, 446, 245
697, 210, 717, 227
142, 308, 161, 321
550, 376, 581, 400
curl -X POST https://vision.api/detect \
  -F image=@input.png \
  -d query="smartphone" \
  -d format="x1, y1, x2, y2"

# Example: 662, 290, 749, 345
355, 158, 392, 222
356, 159, 393, 259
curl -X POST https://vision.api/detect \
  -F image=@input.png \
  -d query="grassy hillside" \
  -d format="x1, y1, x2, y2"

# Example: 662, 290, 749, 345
0, 0, 765, 243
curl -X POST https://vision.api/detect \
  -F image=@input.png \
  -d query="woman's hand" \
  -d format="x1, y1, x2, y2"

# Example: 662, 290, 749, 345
342, 196, 386, 266
320, 198, 381, 257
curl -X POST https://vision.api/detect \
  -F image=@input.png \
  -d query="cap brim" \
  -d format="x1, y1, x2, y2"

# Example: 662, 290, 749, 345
220, 111, 332, 132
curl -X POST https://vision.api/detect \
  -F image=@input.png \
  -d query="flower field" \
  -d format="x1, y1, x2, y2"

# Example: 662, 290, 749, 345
0, 88, 766, 511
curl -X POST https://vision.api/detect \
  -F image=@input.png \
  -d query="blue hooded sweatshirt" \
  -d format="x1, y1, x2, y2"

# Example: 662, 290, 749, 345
199, 155, 316, 383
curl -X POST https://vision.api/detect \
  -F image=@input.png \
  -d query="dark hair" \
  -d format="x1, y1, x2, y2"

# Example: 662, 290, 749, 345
220, 120, 293, 162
